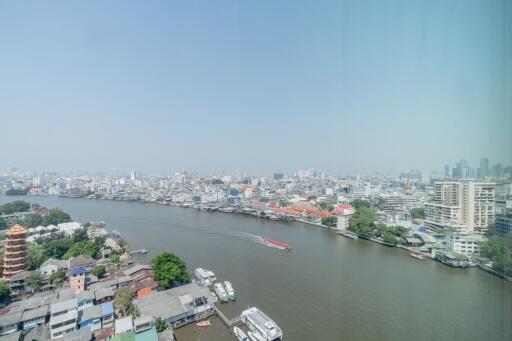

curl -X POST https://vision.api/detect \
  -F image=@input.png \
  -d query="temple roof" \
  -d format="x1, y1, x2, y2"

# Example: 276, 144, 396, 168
6, 224, 27, 236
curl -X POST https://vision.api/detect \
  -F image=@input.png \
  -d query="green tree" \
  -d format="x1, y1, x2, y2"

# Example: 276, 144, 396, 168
321, 216, 337, 227
42, 208, 72, 226
382, 232, 398, 246
348, 207, 376, 237
50, 270, 67, 285
20, 213, 43, 228
154, 316, 168, 333
152, 253, 190, 289
0, 200, 31, 215
72, 228, 89, 243
117, 239, 128, 251
63, 240, 102, 259
350, 199, 371, 209
28, 244, 48, 270
4, 188, 30, 196
0, 281, 11, 304
110, 253, 121, 268
93, 265, 106, 278
114, 288, 134, 316
44, 237, 74, 259
0, 217, 7, 230
26, 272, 44, 292
479, 236, 512, 276
410, 208, 425, 219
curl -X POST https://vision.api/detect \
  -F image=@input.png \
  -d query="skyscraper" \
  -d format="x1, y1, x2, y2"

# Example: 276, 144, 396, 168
479, 158, 489, 179
444, 165, 450, 178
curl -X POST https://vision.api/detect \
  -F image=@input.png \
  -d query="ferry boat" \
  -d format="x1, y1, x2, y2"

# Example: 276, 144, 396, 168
224, 281, 236, 301
241, 307, 282, 341
213, 283, 229, 302
194, 268, 212, 287
264, 238, 290, 250
233, 326, 249, 341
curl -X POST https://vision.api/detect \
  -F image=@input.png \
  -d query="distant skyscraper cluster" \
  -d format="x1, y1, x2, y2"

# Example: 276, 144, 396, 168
444, 158, 510, 180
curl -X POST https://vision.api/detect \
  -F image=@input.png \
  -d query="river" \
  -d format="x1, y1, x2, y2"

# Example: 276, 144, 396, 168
1, 196, 511, 341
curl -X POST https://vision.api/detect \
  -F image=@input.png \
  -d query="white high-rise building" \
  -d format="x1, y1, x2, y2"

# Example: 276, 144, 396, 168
425, 180, 495, 235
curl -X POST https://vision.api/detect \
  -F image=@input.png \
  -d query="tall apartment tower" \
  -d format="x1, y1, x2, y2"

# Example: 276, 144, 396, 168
3, 224, 28, 279
425, 180, 495, 235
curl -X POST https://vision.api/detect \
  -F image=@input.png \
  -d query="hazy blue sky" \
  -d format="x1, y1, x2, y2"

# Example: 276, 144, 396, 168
1, 0, 511, 175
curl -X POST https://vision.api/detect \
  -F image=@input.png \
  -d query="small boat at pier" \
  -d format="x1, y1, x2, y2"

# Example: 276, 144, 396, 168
213, 283, 229, 302
224, 281, 236, 301
196, 320, 211, 327
233, 326, 249, 341
264, 238, 290, 250
409, 252, 426, 260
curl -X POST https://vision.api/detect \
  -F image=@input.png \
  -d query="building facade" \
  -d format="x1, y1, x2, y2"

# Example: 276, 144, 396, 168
425, 180, 495, 235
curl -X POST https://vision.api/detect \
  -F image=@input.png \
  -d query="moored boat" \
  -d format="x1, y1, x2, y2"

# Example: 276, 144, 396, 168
241, 307, 282, 341
264, 238, 290, 250
197, 320, 211, 327
409, 252, 426, 260
213, 283, 229, 302
224, 281, 236, 301
233, 326, 249, 341
194, 268, 212, 287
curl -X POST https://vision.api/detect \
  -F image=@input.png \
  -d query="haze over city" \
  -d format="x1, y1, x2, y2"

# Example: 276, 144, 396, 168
1, 0, 511, 174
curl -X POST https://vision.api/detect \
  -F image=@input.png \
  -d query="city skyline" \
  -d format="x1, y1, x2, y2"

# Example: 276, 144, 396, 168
1, 1, 511, 174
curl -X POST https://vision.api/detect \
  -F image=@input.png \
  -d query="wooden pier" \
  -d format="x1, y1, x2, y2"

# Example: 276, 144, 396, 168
213, 305, 242, 327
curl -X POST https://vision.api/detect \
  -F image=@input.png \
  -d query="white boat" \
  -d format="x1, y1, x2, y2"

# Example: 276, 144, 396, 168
224, 281, 236, 301
247, 331, 266, 341
194, 268, 212, 287
206, 270, 217, 282
213, 283, 229, 302
241, 307, 282, 341
233, 326, 249, 341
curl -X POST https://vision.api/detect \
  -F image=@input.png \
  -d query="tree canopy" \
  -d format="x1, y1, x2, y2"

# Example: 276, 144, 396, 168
350, 199, 371, 209
152, 253, 190, 289
114, 288, 134, 316
42, 208, 72, 226
348, 207, 376, 237
0, 200, 31, 215
0, 281, 11, 304
479, 236, 512, 276
410, 208, 425, 219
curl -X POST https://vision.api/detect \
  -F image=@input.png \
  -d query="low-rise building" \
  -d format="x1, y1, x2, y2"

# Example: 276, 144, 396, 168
39, 259, 68, 277
134, 282, 216, 329
49, 298, 78, 339
446, 233, 486, 257
78, 305, 102, 332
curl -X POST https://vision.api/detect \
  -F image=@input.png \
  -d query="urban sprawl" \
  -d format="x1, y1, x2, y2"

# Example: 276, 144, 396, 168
0, 157, 511, 341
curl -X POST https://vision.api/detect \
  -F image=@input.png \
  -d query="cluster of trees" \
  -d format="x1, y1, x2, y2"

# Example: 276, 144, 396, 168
4, 188, 30, 196
28, 229, 105, 269
321, 216, 337, 227
348, 200, 376, 237
18, 208, 72, 228
0, 200, 31, 215
479, 236, 512, 276
152, 252, 190, 289
377, 225, 408, 246
410, 208, 425, 219
0, 281, 11, 304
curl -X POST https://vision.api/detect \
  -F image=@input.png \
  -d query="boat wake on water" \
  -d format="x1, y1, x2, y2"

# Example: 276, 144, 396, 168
235, 232, 290, 250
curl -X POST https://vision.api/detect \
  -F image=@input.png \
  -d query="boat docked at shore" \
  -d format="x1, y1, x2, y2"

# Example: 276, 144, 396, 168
241, 307, 282, 341
194, 268, 212, 287
233, 326, 249, 341
224, 281, 236, 301
197, 320, 211, 327
264, 238, 290, 250
338, 230, 359, 240
213, 283, 229, 302
409, 252, 426, 260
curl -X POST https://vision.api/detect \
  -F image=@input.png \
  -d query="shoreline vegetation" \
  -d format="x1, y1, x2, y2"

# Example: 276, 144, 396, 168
2, 196, 512, 282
